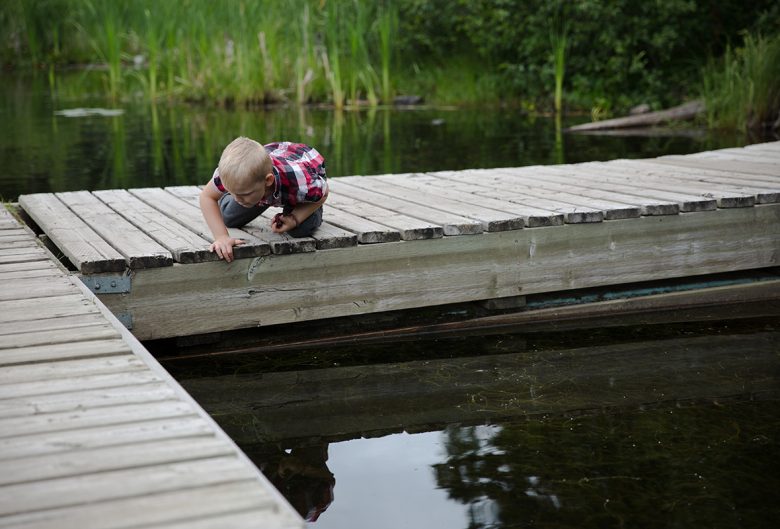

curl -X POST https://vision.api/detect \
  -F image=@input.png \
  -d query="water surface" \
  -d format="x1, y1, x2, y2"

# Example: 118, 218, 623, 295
0, 73, 756, 202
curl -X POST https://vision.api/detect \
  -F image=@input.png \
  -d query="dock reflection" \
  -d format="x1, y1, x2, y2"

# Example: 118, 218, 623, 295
175, 324, 779, 526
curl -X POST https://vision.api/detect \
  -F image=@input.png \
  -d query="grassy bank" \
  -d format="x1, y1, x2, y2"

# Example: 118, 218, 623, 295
2, 0, 778, 118
701, 33, 780, 131
2, 0, 400, 107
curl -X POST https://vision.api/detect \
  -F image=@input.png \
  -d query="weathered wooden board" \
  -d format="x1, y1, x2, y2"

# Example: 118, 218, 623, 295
0, 323, 120, 349
0, 482, 284, 529
306, 221, 359, 250
0, 416, 212, 460
610, 159, 780, 204
409, 171, 604, 223
319, 205, 402, 243
165, 186, 319, 254
0, 382, 177, 419
100, 204, 780, 340
329, 179, 484, 235
0, 437, 234, 486
430, 169, 642, 221
94, 189, 217, 264
528, 166, 683, 215
129, 187, 272, 259
0, 370, 163, 400
574, 162, 746, 209
653, 155, 780, 176
56, 191, 173, 269
0, 276, 76, 302
0, 338, 131, 367
0, 456, 258, 515
327, 191, 444, 240
18, 193, 126, 273
346, 174, 528, 230
692, 148, 780, 164
0, 313, 108, 338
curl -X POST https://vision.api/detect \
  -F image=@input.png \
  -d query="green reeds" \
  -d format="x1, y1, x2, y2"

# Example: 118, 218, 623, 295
549, 3, 569, 115
701, 33, 780, 131
5, 0, 403, 108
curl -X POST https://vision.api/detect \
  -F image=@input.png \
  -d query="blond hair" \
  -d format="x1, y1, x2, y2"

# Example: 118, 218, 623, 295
218, 137, 272, 189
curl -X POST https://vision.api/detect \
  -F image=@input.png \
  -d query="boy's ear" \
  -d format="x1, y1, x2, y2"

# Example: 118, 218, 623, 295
264, 172, 275, 186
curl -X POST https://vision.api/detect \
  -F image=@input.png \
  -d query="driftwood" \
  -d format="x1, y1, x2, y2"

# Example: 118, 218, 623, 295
566, 100, 705, 132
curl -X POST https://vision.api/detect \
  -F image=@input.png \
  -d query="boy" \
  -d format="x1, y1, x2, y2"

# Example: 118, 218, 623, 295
199, 136, 328, 262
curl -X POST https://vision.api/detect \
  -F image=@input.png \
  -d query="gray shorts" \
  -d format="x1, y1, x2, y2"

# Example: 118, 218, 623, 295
218, 193, 323, 238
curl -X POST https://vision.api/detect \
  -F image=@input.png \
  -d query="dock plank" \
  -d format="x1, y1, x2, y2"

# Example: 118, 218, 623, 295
0, 313, 108, 338
511, 166, 682, 215
328, 191, 444, 240
94, 189, 217, 264
57, 191, 173, 269
0, 482, 285, 529
0, 323, 119, 349
0, 370, 164, 400
329, 179, 484, 235
573, 162, 737, 210
0, 294, 99, 324
0, 383, 177, 419
344, 174, 528, 230
0, 437, 234, 486
320, 205, 402, 243
129, 188, 271, 259
0, 416, 212, 461
621, 159, 780, 203
596, 160, 762, 207
431, 168, 641, 220
0, 456, 259, 516
652, 155, 780, 176
169, 184, 356, 252
0, 338, 131, 367
410, 172, 604, 223
18, 194, 126, 273
0, 276, 76, 301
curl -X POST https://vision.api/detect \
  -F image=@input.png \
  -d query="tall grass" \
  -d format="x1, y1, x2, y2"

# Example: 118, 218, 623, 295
549, 4, 569, 115
701, 33, 780, 131
3, 0, 402, 107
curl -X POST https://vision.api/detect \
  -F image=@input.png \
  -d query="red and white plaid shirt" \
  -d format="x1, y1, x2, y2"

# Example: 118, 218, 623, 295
213, 142, 327, 213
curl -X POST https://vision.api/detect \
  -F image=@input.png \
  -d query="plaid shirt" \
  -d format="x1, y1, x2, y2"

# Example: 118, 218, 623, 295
213, 142, 327, 213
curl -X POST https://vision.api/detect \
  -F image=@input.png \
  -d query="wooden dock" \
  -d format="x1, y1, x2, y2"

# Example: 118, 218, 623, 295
17, 142, 780, 341
0, 208, 303, 528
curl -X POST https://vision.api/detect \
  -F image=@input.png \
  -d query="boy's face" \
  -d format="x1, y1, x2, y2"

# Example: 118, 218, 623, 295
228, 172, 275, 208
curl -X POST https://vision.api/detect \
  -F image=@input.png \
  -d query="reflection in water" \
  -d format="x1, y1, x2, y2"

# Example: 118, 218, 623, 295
171, 317, 780, 528
248, 442, 335, 522
0, 72, 757, 201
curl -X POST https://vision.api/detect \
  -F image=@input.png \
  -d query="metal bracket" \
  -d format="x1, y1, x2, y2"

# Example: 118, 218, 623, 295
115, 312, 133, 329
80, 274, 132, 294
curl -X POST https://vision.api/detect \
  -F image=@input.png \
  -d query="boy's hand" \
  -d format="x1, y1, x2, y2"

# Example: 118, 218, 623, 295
271, 213, 299, 234
210, 235, 245, 263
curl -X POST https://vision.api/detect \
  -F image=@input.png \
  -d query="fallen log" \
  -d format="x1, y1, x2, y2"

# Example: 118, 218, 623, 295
566, 100, 705, 132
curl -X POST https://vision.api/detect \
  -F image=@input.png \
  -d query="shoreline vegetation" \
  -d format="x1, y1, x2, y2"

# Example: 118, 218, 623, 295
1, 0, 778, 131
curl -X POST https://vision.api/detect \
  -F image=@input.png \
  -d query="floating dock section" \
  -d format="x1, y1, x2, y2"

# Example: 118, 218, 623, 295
0, 207, 303, 528
18, 143, 780, 341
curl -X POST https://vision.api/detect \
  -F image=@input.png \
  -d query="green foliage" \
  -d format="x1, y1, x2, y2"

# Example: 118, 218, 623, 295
701, 33, 780, 130
395, 0, 779, 113
0, 0, 777, 113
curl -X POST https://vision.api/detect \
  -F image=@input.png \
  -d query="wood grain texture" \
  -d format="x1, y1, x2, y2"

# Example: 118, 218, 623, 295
101, 204, 780, 340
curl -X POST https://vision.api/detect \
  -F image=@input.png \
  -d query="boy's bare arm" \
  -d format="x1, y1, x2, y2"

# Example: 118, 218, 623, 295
199, 181, 244, 262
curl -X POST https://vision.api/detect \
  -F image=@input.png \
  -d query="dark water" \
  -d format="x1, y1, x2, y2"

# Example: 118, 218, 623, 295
4, 73, 779, 527
168, 314, 780, 529
0, 72, 759, 202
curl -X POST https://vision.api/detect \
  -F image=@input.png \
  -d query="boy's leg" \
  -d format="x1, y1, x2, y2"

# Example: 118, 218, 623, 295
289, 206, 323, 238
218, 194, 268, 228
